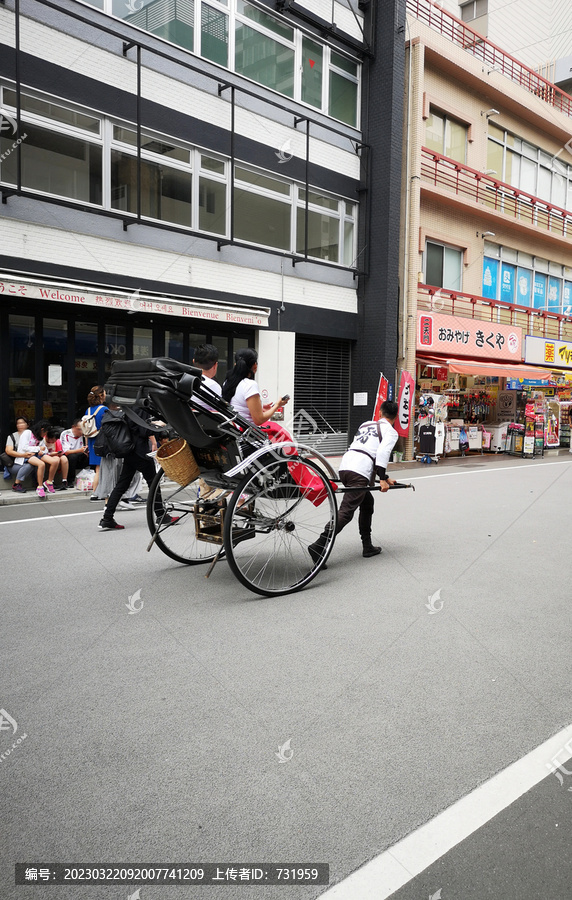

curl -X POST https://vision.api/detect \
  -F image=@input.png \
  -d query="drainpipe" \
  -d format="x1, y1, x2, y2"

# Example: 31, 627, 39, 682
402, 31, 424, 461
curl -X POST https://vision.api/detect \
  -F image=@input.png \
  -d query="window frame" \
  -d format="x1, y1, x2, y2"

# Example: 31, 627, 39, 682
1, 82, 358, 267
75, 0, 361, 127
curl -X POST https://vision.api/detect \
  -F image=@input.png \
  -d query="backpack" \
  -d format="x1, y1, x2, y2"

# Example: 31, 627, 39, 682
81, 405, 104, 438
95, 409, 135, 459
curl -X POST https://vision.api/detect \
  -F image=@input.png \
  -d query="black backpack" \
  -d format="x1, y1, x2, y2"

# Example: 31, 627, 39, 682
94, 409, 135, 459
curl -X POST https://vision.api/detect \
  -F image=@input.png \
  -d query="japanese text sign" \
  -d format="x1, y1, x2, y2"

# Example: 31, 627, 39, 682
396, 370, 415, 438
417, 313, 522, 361
525, 335, 572, 369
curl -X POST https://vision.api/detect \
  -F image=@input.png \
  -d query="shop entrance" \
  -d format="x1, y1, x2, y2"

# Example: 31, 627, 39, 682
3, 308, 253, 433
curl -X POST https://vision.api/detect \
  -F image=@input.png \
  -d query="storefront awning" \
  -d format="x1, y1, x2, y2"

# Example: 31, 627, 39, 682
417, 355, 550, 380
0, 274, 271, 327
446, 359, 550, 380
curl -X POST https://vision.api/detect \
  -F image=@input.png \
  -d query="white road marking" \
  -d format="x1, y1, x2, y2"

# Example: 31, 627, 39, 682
0, 510, 103, 525
404, 459, 572, 481
321, 724, 572, 898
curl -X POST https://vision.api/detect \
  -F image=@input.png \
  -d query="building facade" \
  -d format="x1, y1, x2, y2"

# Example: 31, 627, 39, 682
402, 0, 572, 458
0, 0, 405, 450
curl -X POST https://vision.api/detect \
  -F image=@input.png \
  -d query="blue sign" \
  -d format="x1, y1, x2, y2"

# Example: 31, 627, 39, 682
388, 384, 394, 401
482, 257, 499, 300
506, 378, 548, 389
515, 268, 532, 307
564, 281, 572, 315
500, 263, 516, 303
533, 272, 547, 309
547, 276, 562, 312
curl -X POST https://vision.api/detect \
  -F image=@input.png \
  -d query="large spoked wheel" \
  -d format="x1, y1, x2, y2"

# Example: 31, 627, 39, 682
223, 457, 337, 597
146, 469, 223, 565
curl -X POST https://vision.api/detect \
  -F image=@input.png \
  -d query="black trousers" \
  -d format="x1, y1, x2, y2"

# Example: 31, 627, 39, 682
103, 453, 163, 521
66, 451, 89, 482
336, 470, 374, 541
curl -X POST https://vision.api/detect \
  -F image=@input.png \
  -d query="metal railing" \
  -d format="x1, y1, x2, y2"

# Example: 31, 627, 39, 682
406, 0, 572, 119
421, 147, 572, 239
418, 284, 572, 343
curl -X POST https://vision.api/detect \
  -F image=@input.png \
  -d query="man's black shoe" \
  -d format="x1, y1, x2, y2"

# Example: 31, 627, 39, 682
362, 544, 382, 558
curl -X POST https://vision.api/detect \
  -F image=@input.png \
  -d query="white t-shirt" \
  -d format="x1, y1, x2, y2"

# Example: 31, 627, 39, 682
11, 429, 32, 469
193, 374, 222, 411
60, 429, 85, 453
230, 378, 260, 423
340, 418, 399, 480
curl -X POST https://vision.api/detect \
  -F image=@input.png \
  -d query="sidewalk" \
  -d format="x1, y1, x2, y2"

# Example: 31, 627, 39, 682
1, 447, 570, 506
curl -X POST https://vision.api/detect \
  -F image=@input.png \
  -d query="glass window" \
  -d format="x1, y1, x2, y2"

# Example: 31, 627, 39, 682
425, 241, 462, 289
516, 268, 532, 306
9, 315, 36, 425
328, 69, 357, 128
0, 123, 102, 204
199, 176, 226, 234
445, 119, 466, 163
112, 127, 189, 162
235, 23, 295, 97
111, 151, 192, 226
201, 4, 229, 66
482, 257, 499, 299
235, 167, 290, 194
3, 89, 100, 133
343, 219, 355, 268
426, 108, 466, 163
443, 246, 462, 290
234, 188, 291, 250
237, 1, 293, 40
486, 138, 503, 177
104, 325, 127, 378
201, 155, 225, 174
537, 166, 552, 202
115, 0, 195, 52
133, 327, 153, 360
302, 37, 323, 109
210, 335, 229, 382
75, 322, 99, 414
505, 149, 520, 185
426, 111, 445, 155
166, 330, 184, 361
297, 208, 339, 262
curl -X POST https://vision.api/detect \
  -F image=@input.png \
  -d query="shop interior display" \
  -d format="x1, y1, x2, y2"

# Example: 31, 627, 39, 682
414, 370, 572, 459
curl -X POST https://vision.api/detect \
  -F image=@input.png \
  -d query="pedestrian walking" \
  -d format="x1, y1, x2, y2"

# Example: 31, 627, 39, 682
97, 405, 178, 532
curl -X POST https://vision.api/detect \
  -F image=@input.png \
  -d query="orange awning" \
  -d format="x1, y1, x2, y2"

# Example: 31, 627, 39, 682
446, 359, 549, 379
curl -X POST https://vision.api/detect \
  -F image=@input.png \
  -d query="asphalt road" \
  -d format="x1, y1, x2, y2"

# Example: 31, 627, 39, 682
1, 456, 572, 899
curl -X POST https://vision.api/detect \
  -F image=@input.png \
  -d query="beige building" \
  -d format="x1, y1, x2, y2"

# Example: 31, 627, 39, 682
400, 0, 572, 459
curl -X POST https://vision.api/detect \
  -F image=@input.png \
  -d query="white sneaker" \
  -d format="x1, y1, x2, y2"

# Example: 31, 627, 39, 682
118, 500, 136, 510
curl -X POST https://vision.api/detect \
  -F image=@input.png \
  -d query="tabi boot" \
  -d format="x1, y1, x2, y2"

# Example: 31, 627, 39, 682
308, 523, 333, 570
362, 537, 382, 558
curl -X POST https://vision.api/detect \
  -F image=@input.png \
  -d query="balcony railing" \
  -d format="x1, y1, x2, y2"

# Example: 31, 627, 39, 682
418, 284, 572, 343
421, 147, 572, 239
406, 0, 572, 119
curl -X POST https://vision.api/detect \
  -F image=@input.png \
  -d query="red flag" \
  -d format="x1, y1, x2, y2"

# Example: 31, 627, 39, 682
373, 373, 388, 421
395, 371, 415, 438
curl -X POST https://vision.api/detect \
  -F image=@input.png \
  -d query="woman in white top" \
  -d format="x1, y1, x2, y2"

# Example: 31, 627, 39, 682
222, 348, 288, 424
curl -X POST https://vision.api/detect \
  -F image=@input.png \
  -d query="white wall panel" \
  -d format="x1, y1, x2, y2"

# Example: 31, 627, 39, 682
1, 219, 358, 313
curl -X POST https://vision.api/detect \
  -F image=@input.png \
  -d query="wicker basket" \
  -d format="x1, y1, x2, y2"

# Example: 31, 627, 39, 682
156, 438, 200, 486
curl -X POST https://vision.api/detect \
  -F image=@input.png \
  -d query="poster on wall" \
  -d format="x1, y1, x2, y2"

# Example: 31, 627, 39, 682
482, 257, 499, 300
396, 371, 415, 438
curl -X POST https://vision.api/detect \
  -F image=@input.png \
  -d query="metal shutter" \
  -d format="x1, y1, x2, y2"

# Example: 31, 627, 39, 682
294, 335, 351, 454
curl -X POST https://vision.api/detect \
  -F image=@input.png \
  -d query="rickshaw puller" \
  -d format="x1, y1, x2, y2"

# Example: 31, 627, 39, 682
309, 400, 399, 564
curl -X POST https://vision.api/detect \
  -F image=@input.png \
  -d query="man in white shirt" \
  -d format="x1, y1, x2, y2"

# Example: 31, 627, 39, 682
309, 400, 399, 564
192, 344, 222, 411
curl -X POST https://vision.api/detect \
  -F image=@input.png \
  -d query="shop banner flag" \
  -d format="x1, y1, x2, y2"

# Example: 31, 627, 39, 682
396, 370, 415, 438
373, 373, 389, 421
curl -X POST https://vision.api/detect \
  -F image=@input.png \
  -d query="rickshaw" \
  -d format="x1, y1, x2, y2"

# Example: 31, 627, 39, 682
105, 358, 412, 597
